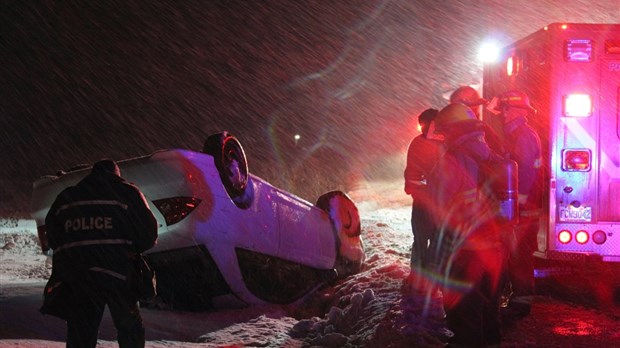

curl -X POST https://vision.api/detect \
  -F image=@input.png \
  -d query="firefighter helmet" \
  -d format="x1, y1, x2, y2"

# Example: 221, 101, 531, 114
418, 108, 439, 125
498, 90, 536, 112
434, 103, 479, 132
449, 86, 488, 106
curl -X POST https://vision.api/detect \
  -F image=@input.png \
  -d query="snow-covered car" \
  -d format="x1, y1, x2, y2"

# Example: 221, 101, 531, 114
30, 132, 365, 310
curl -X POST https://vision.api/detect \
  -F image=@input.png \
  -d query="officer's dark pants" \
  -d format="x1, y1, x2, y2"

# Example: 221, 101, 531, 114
411, 200, 436, 270
443, 247, 504, 346
507, 217, 538, 299
66, 277, 145, 348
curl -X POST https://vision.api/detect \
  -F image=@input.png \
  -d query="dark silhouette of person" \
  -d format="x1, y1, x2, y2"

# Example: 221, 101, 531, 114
494, 90, 543, 322
404, 108, 444, 289
451, 85, 506, 155
45, 159, 158, 348
429, 103, 506, 346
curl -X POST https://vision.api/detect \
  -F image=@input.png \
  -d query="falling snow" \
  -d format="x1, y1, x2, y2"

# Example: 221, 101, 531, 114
2, 180, 620, 347
1, 1, 619, 214
1, 1, 620, 347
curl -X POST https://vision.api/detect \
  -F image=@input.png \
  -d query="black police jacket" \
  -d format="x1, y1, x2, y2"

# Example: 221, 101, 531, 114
45, 169, 158, 285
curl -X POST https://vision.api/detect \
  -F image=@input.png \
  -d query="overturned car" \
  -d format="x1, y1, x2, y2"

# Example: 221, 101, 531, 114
31, 132, 365, 310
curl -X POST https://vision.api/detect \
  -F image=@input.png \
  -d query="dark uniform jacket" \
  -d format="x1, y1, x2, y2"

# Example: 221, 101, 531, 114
45, 169, 158, 287
404, 133, 444, 200
428, 131, 502, 251
503, 116, 543, 213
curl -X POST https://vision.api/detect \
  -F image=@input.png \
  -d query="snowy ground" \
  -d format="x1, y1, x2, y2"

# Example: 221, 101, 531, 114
1, 180, 620, 347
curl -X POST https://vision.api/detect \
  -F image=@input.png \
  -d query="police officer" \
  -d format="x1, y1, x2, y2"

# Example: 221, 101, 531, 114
495, 90, 543, 321
45, 159, 158, 348
429, 103, 506, 346
404, 108, 444, 287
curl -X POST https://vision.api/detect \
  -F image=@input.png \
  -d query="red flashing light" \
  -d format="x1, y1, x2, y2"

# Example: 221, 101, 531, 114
562, 149, 591, 171
605, 40, 620, 54
558, 230, 572, 244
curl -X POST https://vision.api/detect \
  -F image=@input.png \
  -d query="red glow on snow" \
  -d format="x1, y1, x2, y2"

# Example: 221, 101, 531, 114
552, 318, 602, 336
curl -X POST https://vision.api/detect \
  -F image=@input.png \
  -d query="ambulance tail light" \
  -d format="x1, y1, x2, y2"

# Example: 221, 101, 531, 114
557, 230, 607, 245
592, 230, 607, 245
575, 230, 589, 244
563, 94, 592, 117
562, 149, 591, 171
558, 230, 572, 244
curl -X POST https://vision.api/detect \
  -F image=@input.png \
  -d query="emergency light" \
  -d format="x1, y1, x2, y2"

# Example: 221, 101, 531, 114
563, 93, 592, 117
605, 40, 620, 54
506, 56, 518, 77
565, 39, 593, 62
562, 149, 591, 171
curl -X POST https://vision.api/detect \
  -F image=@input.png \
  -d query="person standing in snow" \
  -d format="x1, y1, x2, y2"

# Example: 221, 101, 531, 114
428, 103, 506, 346
492, 90, 543, 322
403, 108, 444, 286
44, 159, 158, 348
450, 85, 505, 155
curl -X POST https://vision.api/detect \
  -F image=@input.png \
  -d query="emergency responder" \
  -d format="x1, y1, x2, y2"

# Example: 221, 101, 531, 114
494, 90, 543, 322
428, 103, 506, 346
450, 85, 505, 154
403, 108, 444, 287
45, 159, 158, 348
449, 86, 487, 119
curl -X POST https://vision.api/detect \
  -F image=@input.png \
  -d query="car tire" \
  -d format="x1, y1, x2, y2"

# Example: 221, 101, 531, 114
317, 191, 365, 276
203, 132, 251, 205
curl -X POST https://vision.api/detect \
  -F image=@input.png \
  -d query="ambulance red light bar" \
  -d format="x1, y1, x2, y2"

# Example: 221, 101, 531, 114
565, 39, 593, 62
562, 149, 591, 171
563, 93, 592, 117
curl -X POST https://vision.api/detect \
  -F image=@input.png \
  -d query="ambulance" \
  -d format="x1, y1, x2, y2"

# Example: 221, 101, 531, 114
482, 23, 620, 278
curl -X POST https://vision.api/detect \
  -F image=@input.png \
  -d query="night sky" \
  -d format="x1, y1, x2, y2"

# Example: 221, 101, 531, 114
1, 0, 618, 215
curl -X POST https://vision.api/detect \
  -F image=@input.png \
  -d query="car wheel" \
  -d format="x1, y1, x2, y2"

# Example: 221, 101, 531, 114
317, 191, 365, 276
203, 132, 250, 204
